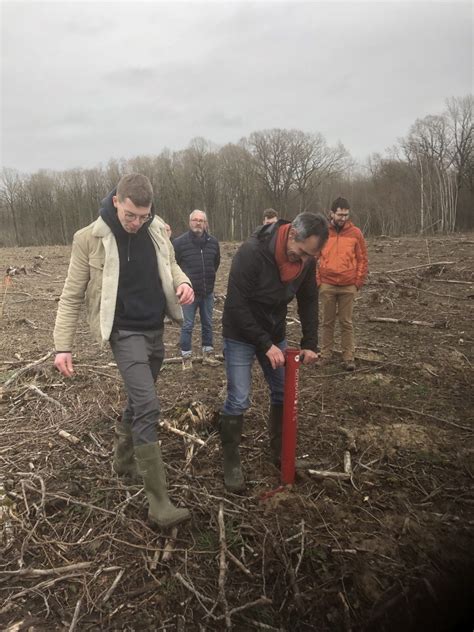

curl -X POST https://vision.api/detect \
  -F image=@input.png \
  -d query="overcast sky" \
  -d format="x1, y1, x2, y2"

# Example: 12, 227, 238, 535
1, 0, 472, 174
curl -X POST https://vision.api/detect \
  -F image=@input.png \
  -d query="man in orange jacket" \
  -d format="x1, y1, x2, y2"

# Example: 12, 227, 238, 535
316, 197, 368, 370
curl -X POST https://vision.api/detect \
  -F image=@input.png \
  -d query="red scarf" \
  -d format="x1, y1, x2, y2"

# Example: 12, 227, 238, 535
274, 223, 303, 283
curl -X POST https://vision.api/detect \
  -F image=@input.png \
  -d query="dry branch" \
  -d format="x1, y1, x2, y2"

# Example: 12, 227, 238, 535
4, 351, 53, 387
225, 548, 252, 577
241, 618, 284, 631
161, 527, 179, 563
29, 384, 66, 411
102, 568, 125, 603
338, 591, 352, 632
344, 451, 352, 475
32, 268, 51, 277
294, 519, 305, 576
58, 429, 80, 445
367, 402, 472, 432
308, 470, 351, 480
19, 318, 38, 329
217, 503, 231, 628
368, 316, 447, 328
174, 572, 216, 608
69, 598, 82, 632
0, 562, 93, 577
159, 420, 205, 446
286, 561, 304, 612
432, 279, 473, 285
371, 261, 454, 274
10, 573, 84, 600
42, 492, 116, 516
163, 354, 224, 365
216, 597, 273, 621
382, 273, 466, 300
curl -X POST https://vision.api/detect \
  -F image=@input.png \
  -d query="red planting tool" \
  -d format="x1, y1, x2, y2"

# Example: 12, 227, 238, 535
280, 348, 300, 485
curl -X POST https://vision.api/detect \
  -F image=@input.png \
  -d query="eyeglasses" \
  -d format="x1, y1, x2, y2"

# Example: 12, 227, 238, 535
190, 219, 205, 223
123, 211, 152, 223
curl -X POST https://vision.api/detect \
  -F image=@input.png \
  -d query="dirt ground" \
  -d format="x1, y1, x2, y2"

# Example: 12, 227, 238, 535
0, 234, 473, 632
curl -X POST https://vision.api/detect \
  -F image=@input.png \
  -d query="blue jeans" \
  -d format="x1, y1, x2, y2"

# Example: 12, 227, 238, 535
222, 338, 287, 416
180, 293, 214, 355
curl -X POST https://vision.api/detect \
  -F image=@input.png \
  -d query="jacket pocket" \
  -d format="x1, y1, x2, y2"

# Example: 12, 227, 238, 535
89, 257, 104, 271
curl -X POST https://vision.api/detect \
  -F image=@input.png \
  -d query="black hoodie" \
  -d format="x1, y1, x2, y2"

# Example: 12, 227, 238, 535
99, 190, 166, 331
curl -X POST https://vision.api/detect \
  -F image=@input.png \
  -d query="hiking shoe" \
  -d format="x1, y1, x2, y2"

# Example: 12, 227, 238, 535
202, 350, 221, 367
182, 356, 193, 370
342, 360, 356, 371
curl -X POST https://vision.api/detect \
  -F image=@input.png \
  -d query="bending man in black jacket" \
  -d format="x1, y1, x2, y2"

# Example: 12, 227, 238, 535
219, 212, 329, 492
173, 209, 221, 369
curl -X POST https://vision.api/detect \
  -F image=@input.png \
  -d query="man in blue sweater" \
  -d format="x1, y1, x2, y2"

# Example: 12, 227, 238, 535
173, 209, 221, 369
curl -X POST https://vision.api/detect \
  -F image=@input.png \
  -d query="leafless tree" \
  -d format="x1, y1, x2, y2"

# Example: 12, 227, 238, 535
446, 95, 473, 230
402, 114, 457, 232
0, 168, 24, 245
218, 142, 259, 240
1, 102, 472, 246
248, 129, 296, 209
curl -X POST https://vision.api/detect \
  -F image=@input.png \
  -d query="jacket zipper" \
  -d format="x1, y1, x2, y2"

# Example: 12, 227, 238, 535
200, 248, 207, 295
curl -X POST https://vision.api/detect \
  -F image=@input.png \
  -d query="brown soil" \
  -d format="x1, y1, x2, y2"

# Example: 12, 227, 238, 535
0, 234, 473, 631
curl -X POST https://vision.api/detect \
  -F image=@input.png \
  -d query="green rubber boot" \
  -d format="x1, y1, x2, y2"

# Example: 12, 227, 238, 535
268, 404, 283, 466
219, 413, 245, 492
134, 442, 191, 529
113, 419, 139, 482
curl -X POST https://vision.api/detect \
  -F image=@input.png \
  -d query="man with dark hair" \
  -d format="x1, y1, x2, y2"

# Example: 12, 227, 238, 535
54, 173, 194, 528
218, 212, 329, 491
317, 197, 368, 371
263, 208, 278, 225
173, 209, 221, 369
115, 173, 154, 208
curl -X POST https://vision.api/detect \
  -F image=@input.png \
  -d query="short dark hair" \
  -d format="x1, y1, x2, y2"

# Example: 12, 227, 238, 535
331, 197, 350, 213
263, 208, 278, 220
116, 173, 153, 207
292, 212, 329, 245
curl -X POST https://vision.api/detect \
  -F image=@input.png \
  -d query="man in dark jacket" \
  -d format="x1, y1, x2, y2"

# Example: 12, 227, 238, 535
219, 212, 329, 491
173, 209, 221, 369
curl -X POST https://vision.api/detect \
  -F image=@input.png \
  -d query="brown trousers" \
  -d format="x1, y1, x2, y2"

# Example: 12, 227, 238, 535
319, 284, 357, 361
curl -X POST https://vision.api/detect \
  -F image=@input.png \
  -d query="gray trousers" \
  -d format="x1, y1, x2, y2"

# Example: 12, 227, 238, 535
109, 329, 165, 445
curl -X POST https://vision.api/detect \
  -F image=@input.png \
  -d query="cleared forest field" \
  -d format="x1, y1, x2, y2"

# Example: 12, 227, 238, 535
1, 233, 473, 631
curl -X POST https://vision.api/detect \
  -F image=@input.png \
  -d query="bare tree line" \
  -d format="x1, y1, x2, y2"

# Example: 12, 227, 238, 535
1, 95, 472, 247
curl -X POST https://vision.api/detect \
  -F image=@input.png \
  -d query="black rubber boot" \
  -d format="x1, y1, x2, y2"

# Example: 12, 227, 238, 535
268, 404, 283, 466
134, 442, 191, 529
113, 419, 140, 482
219, 413, 245, 492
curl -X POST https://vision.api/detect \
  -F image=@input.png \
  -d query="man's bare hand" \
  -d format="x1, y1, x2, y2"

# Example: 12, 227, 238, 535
54, 352, 74, 377
176, 283, 194, 305
299, 349, 319, 366
265, 344, 286, 369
